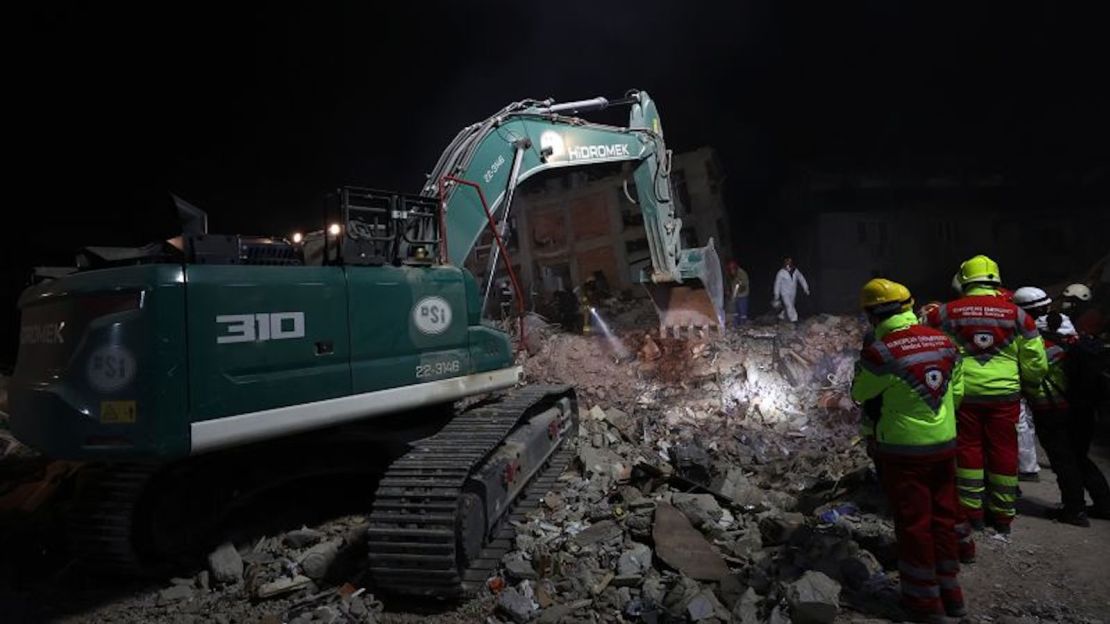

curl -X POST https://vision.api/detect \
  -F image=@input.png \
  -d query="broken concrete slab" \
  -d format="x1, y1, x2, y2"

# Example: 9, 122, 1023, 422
504, 551, 539, 581
760, 511, 806, 546
498, 585, 539, 624
671, 492, 724, 530
536, 599, 593, 624
298, 539, 340, 581
257, 574, 314, 600
617, 542, 653, 578
283, 527, 325, 549
158, 584, 195, 605
787, 570, 841, 624
731, 587, 762, 624
686, 588, 729, 621
653, 502, 729, 581
572, 519, 623, 547
208, 542, 244, 585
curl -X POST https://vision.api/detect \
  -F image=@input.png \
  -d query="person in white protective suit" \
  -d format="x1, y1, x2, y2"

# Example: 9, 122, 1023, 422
773, 257, 811, 323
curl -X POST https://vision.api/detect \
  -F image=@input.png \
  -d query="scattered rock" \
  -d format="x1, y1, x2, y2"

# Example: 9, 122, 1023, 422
504, 551, 539, 581
257, 574, 314, 600
760, 512, 807, 546
208, 542, 244, 585
732, 587, 762, 624
284, 527, 326, 549
787, 570, 841, 624
498, 585, 539, 623
653, 502, 729, 581
299, 539, 340, 581
158, 584, 195, 605
686, 588, 728, 621
572, 519, 623, 547
671, 493, 724, 530
617, 542, 653, 578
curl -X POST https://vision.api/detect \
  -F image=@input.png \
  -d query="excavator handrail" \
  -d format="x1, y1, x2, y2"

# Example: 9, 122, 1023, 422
441, 174, 527, 350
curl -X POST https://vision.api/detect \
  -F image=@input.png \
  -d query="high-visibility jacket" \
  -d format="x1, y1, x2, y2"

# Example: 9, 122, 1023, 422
851, 309, 964, 456
925, 286, 1048, 400
1023, 336, 1070, 411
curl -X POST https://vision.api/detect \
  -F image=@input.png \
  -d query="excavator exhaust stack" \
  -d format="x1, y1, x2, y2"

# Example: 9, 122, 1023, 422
645, 240, 726, 338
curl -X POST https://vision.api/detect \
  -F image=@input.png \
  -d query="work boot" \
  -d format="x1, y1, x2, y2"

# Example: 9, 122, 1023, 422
987, 519, 1011, 535
1047, 507, 1092, 527
1018, 472, 1040, 482
1053, 509, 1091, 527
969, 518, 985, 531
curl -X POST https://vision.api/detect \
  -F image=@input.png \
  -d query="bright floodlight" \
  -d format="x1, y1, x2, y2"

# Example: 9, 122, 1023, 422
291, 232, 304, 244
328, 223, 341, 236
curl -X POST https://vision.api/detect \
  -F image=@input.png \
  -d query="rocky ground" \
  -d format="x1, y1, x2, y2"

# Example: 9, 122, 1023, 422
1, 309, 1108, 624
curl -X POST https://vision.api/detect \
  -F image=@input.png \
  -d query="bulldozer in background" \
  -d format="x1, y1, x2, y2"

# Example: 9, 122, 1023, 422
7, 90, 723, 596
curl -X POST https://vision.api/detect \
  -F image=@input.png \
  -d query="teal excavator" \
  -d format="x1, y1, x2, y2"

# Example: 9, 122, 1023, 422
8, 90, 723, 596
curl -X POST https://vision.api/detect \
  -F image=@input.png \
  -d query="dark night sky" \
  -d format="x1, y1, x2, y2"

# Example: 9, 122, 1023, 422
5, 1, 1110, 365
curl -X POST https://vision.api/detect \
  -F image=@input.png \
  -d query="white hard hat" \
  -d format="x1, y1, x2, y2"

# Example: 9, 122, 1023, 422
1062, 283, 1092, 301
1013, 286, 1051, 310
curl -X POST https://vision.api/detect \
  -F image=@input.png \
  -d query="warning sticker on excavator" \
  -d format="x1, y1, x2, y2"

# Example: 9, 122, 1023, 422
100, 400, 137, 424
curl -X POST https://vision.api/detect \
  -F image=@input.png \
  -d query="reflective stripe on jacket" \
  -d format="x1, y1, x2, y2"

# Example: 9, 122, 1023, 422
851, 310, 963, 456
925, 286, 1048, 399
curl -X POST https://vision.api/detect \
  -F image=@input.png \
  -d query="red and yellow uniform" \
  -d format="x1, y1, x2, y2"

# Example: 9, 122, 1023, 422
853, 280, 966, 619
925, 256, 1047, 537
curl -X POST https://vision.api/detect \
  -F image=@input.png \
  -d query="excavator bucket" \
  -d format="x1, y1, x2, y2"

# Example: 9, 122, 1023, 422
645, 240, 726, 338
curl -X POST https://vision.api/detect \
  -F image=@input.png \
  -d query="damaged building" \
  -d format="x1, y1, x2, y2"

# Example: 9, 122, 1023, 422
467, 147, 734, 308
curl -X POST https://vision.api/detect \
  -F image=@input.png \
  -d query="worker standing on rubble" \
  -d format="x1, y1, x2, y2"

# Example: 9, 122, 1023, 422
1014, 286, 1110, 526
727, 260, 750, 326
852, 278, 966, 622
773, 256, 810, 323
925, 255, 1048, 540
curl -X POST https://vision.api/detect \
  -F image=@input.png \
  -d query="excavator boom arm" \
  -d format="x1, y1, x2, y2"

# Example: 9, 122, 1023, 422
422, 90, 724, 334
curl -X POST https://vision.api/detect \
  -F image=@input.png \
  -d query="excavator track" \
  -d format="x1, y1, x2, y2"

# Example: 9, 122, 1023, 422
366, 384, 577, 596
66, 463, 159, 574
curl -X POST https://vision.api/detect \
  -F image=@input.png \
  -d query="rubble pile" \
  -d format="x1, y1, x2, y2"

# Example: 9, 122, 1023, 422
491, 314, 914, 623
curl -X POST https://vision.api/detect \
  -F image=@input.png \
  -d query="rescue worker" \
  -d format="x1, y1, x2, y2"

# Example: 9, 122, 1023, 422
1013, 286, 1110, 526
727, 260, 750, 326
852, 278, 966, 622
773, 256, 810, 323
925, 255, 1048, 541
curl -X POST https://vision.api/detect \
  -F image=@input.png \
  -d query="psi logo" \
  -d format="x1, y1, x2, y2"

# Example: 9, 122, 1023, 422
413, 297, 452, 335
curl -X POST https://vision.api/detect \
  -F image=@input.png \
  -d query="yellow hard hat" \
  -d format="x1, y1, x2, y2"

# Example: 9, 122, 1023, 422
957, 254, 1001, 287
860, 278, 914, 315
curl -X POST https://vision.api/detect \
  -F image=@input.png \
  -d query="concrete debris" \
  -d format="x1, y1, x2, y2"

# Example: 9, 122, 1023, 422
686, 588, 729, 621
157, 584, 195, 605
787, 570, 841, 624
572, 519, 623, 547
284, 527, 327, 549
299, 539, 341, 581
732, 587, 762, 624
617, 542, 653, 578
760, 511, 807, 546
498, 584, 539, 623
207, 541, 244, 585
503, 551, 539, 581
257, 574, 314, 599
653, 502, 730, 581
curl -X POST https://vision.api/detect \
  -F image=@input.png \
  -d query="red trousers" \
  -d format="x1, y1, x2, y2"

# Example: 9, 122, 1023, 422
879, 452, 965, 616
956, 400, 1020, 529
